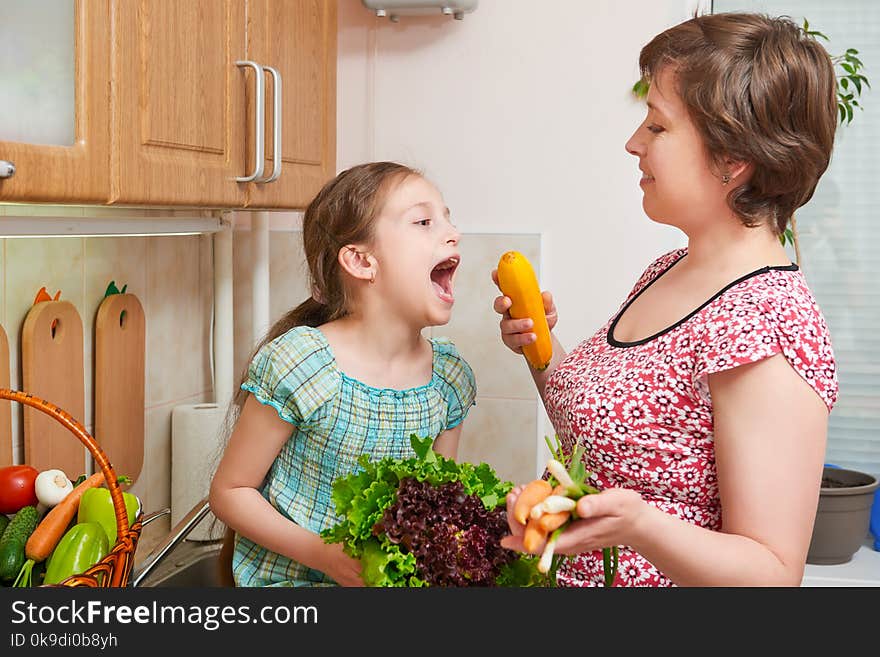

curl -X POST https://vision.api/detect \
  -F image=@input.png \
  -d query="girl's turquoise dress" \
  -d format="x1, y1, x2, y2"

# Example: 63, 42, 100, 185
231, 325, 477, 587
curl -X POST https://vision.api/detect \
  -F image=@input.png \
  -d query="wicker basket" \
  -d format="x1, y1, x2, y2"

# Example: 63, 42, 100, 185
0, 389, 142, 587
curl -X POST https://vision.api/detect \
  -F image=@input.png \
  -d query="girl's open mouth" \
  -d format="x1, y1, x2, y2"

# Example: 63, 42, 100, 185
430, 256, 459, 304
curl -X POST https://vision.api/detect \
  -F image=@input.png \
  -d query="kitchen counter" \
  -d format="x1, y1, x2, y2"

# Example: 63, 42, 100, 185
801, 539, 880, 586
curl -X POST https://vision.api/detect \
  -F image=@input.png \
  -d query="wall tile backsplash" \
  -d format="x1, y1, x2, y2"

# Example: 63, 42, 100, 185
0, 218, 215, 553
0, 216, 542, 558
432, 232, 542, 484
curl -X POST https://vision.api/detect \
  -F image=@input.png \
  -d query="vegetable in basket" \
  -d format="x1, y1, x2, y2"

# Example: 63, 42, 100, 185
77, 486, 140, 545
320, 434, 552, 587
11, 472, 131, 587
34, 469, 74, 509
0, 465, 39, 514
0, 505, 39, 582
41, 522, 109, 586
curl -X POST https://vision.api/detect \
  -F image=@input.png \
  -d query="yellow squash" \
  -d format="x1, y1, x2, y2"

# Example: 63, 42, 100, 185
497, 251, 552, 371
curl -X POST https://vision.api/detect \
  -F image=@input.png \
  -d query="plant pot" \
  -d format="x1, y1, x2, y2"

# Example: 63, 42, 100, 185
807, 466, 879, 565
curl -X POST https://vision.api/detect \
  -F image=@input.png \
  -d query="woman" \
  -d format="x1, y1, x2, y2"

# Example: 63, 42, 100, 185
494, 12, 839, 586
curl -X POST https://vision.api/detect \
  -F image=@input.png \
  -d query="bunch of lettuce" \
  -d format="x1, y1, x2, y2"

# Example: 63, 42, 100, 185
320, 435, 551, 587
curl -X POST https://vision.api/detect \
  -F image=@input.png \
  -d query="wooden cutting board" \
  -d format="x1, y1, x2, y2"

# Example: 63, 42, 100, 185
22, 300, 86, 479
0, 324, 11, 467
95, 293, 145, 485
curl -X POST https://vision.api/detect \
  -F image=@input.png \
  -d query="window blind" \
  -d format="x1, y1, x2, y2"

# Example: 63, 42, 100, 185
712, 0, 880, 478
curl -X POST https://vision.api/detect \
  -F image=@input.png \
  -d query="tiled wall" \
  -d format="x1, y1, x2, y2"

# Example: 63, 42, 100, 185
0, 207, 216, 556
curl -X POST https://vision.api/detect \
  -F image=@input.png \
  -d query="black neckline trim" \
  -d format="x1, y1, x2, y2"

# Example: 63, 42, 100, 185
606, 251, 799, 348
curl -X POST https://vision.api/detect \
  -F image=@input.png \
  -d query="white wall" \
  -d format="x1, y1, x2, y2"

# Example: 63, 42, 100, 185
337, 0, 703, 350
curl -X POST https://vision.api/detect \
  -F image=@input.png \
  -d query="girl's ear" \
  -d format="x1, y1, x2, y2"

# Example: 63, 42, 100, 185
338, 245, 376, 283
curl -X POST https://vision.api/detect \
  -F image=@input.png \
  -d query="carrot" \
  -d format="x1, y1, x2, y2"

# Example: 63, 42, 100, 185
25, 472, 126, 564
513, 479, 552, 525
538, 510, 569, 533
522, 517, 549, 553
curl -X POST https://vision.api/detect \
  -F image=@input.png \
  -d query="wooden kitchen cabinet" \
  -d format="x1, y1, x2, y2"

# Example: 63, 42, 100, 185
1, 0, 336, 210
246, 0, 337, 209
114, 0, 337, 209
0, 0, 112, 204
113, 0, 249, 207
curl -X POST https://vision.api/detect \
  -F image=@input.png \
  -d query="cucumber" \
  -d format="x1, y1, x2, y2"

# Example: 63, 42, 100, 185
0, 506, 39, 582
0, 514, 7, 587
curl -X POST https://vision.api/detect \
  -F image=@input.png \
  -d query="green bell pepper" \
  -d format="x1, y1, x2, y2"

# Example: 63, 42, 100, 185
43, 522, 109, 585
76, 487, 139, 546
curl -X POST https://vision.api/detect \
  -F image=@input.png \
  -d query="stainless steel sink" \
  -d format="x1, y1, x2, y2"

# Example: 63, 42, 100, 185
131, 497, 230, 587
136, 540, 225, 587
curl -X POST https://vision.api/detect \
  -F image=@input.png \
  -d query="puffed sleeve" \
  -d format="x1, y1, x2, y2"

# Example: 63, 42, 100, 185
240, 326, 340, 428
692, 273, 838, 412
431, 338, 477, 430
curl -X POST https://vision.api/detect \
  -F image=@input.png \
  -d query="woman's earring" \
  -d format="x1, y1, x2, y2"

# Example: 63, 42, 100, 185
369, 271, 375, 284
721, 173, 731, 185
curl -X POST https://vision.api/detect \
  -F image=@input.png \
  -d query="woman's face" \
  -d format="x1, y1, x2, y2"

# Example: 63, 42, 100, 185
625, 66, 728, 232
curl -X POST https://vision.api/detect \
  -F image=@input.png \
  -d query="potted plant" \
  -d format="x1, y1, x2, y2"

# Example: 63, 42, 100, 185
808, 466, 879, 565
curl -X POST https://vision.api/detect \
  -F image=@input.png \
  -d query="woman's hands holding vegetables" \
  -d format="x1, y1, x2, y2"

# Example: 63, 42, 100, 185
502, 487, 649, 557
498, 439, 650, 586
491, 269, 557, 356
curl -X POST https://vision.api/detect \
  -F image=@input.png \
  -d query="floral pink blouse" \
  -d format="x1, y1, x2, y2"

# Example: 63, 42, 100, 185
544, 248, 838, 587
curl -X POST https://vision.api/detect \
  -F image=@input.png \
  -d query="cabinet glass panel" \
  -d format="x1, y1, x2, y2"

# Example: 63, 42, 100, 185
0, 0, 75, 146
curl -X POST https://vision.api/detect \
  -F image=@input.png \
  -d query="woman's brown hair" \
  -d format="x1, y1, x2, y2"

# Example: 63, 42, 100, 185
639, 12, 838, 234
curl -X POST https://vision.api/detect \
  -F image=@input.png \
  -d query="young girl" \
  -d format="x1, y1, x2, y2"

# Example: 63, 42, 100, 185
210, 161, 476, 587
496, 13, 839, 586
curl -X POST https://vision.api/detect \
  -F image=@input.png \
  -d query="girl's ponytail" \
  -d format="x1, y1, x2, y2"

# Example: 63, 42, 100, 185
287, 297, 333, 328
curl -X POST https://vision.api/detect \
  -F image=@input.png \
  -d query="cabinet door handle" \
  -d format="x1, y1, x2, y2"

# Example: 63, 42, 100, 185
257, 66, 282, 184
236, 60, 265, 183
0, 160, 15, 178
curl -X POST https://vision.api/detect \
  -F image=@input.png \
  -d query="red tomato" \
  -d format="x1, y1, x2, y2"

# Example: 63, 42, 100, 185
0, 465, 40, 514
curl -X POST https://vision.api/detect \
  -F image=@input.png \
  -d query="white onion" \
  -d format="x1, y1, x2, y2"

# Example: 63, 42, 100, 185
34, 469, 74, 508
